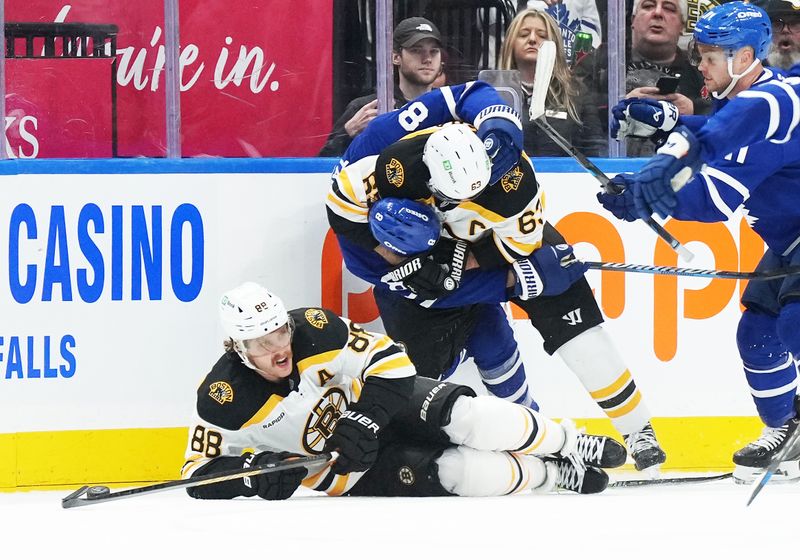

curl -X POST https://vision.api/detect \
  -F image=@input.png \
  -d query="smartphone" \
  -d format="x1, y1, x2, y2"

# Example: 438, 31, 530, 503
656, 75, 680, 95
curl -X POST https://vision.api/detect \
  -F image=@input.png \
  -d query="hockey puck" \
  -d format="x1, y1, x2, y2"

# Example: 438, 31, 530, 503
86, 485, 110, 500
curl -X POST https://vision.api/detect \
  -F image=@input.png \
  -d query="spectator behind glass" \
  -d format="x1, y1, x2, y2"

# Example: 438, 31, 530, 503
525, 0, 603, 65
761, 0, 800, 70
499, 9, 606, 156
318, 17, 443, 157
574, 0, 710, 156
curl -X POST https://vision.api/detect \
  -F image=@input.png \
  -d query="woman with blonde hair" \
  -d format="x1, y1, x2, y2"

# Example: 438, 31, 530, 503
499, 8, 605, 156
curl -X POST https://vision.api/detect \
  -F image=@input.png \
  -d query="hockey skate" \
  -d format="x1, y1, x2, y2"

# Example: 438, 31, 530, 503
732, 415, 800, 484
538, 456, 609, 494
623, 422, 667, 473
559, 419, 627, 469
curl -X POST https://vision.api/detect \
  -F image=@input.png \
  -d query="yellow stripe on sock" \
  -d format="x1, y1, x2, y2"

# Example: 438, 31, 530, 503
589, 370, 632, 400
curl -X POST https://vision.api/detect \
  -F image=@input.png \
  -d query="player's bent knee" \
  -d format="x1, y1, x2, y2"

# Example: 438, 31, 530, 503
737, 310, 781, 363
390, 377, 476, 442
444, 395, 529, 450
776, 301, 800, 356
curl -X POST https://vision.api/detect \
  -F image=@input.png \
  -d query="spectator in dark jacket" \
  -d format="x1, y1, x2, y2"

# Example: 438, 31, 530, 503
319, 17, 443, 157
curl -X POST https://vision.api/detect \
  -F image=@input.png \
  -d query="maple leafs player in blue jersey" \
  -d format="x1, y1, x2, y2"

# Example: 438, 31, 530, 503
601, 1, 800, 483
327, 80, 667, 472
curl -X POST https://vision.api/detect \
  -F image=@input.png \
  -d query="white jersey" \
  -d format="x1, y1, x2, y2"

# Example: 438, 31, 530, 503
182, 307, 415, 495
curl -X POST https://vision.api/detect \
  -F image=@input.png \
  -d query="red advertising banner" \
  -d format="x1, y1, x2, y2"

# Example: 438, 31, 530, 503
6, 59, 113, 158
5, 1, 333, 157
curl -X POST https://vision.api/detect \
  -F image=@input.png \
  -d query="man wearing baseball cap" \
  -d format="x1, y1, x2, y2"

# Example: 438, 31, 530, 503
319, 17, 444, 156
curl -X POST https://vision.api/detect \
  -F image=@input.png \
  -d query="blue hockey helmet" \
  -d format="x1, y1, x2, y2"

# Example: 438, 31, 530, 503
369, 197, 441, 256
692, 1, 772, 61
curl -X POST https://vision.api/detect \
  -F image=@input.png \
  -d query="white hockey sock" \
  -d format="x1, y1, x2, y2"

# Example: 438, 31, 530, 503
436, 446, 549, 496
556, 325, 652, 435
443, 395, 567, 455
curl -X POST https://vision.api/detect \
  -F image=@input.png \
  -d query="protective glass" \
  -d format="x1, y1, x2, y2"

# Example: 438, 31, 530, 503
241, 322, 294, 356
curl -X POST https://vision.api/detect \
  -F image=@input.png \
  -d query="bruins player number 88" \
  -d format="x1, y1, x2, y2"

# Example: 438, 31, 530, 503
181, 281, 628, 499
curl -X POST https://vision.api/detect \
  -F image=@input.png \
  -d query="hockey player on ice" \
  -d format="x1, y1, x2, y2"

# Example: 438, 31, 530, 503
181, 281, 626, 500
600, 1, 800, 483
327, 81, 667, 472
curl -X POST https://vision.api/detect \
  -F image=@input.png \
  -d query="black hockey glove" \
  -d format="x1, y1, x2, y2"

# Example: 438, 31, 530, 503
245, 451, 308, 501
381, 254, 457, 300
429, 237, 470, 287
323, 405, 388, 475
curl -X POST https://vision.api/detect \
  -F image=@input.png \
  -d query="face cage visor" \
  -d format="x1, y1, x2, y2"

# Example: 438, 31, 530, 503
426, 179, 481, 205
238, 316, 295, 358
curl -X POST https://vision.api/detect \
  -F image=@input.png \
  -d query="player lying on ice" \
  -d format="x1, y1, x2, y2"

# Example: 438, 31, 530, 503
181, 281, 626, 500
598, 1, 800, 483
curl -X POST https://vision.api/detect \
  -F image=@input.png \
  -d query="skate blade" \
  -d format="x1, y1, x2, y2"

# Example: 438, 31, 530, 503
734, 461, 800, 485
639, 465, 662, 480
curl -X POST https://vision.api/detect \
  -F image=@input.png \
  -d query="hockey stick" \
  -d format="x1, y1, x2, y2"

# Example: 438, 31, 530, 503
610, 472, 731, 488
746, 428, 800, 506
585, 261, 800, 281
61, 452, 335, 509
528, 41, 694, 262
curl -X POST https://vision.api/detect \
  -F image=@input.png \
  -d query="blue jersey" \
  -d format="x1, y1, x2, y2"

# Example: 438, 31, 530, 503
671, 70, 800, 255
327, 81, 532, 308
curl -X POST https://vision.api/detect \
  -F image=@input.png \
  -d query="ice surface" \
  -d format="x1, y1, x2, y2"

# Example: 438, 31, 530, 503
1, 478, 798, 559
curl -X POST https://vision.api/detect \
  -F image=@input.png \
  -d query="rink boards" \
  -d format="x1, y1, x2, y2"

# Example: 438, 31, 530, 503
0, 158, 766, 488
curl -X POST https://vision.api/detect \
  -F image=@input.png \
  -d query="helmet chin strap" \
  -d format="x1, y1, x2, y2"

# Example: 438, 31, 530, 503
712, 56, 760, 99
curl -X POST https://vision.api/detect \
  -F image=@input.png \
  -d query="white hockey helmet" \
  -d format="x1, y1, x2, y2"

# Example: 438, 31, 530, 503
423, 123, 492, 203
219, 281, 294, 372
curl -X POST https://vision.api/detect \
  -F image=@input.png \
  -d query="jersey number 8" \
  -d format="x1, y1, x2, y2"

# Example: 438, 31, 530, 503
398, 102, 429, 132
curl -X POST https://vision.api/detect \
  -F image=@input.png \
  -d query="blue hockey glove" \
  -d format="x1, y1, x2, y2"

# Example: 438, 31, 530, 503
512, 243, 589, 299
596, 174, 638, 222
474, 105, 524, 184
631, 126, 701, 220
369, 198, 441, 256
610, 98, 679, 141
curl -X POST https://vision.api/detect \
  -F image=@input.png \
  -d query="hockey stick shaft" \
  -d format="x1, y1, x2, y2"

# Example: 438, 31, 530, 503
531, 117, 694, 262
585, 261, 800, 281
526, 40, 692, 261
61, 452, 335, 509
610, 472, 731, 487
746, 427, 800, 506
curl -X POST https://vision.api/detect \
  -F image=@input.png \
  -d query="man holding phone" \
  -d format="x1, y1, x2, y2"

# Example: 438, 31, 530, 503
574, 0, 709, 155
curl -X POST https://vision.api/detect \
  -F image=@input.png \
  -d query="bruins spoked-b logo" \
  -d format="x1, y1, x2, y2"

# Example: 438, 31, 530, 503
303, 387, 348, 453
398, 466, 415, 486
385, 157, 405, 188
305, 308, 328, 329
209, 381, 234, 405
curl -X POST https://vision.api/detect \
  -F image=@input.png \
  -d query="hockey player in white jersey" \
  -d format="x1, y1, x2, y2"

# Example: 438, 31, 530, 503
181, 281, 626, 500
329, 81, 668, 472
601, 1, 800, 483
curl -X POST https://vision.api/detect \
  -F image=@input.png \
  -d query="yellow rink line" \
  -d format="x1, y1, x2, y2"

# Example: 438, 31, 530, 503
0, 417, 766, 490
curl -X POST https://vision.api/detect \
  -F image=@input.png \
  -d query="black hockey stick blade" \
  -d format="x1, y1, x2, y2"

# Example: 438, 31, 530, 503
61, 452, 334, 509
746, 428, 800, 506
586, 261, 800, 281
610, 472, 732, 488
